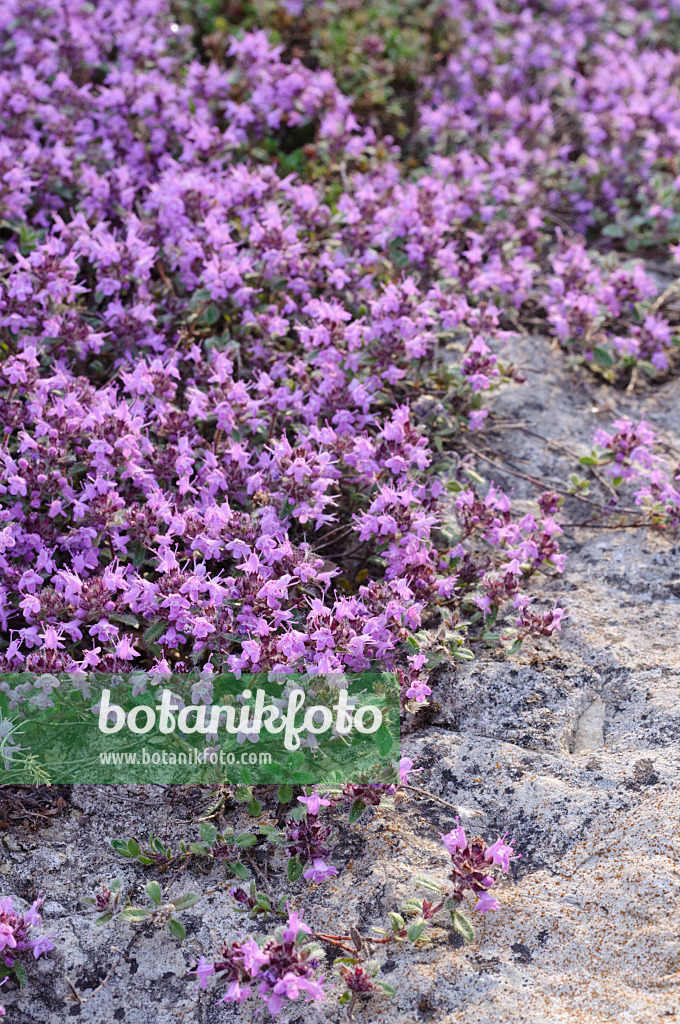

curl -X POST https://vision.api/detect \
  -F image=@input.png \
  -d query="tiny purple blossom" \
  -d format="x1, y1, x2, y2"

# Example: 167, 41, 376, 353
30, 934, 54, 959
282, 910, 312, 944
237, 938, 270, 975
302, 859, 338, 883
398, 756, 422, 786
474, 891, 501, 913
221, 978, 252, 1003
484, 834, 518, 873
441, 820, 467, 854
189, 956, 216, 990
297, 790, 332, 816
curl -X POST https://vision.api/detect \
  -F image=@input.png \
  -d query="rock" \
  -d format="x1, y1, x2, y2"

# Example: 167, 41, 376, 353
571, 698, 606, 752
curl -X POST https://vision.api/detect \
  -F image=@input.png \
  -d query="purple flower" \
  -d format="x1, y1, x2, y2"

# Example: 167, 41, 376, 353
189, 956, 216, 990
0, 927, 16, 954
297, 790, 331, 816
0, 0, 601, 759
273, 971, 304, 1000
201, 909, 326, 1015
398, 756, 422, 786
114, 637, 140, 661
302, 859, 338, 883
282, 910, 312, 944
221, 978, 252, 1003
468, 409, 488, 431
484, 835, 517, 873
474, 891, 501, 914
405, 679, 432, 703
0, 895, 52, 964
441, 821, 467, 854
236, 938, 270, 975
30, 934, 54, 959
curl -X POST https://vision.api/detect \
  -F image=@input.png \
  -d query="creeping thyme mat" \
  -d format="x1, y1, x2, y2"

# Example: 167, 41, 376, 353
1, 0, 680, 1021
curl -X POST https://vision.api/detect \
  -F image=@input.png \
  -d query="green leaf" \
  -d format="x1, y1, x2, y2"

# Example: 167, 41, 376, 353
283, 750, 305, 771
413, 876, 444, 893
228, 861, 250, 880
451, 647, 474, 661
407, 920, 427, 943
143, 620, 167, 650
120, 907, 151, 921
199, 822, 218, 846
348, 799, 366, 824
109, 613, 140, 629
168, 918, 186, 940
188, 842, 210, 856
145, 881, 162, 906
149, 833, 165, 855
277, 783, 293, 804
197, 303, 221, 327
286, 804, 308, 822
110, 878, 122, 892
127, 838, 141, 858
287, 856, 303, 883
248, 798, 262, 817
12, 963, 27, 989
95, 912, 114, 926
172, 892, 200, 911
111, 839, 134, 858
388, 912, 405, 933
592, 346, 614, 368
233, 785, 252, 803
261, 824, 285, 843
451, 910, 475, 943
638, 359, 658, 378
234, 833, 257, 848
376, 982, 396, 995
374, 722, 393, 756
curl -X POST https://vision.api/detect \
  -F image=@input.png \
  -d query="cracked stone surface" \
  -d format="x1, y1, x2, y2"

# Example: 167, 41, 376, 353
4, 333, 680, 1023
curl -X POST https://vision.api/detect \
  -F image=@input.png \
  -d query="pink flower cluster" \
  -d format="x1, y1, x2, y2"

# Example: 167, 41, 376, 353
418, 0, 680, 367
189, 910, 325, 1014
0, 0, 590, 696
592, 419, 680, 525
422, 0, 680, 233
0, 894, 53, 965
440, 820, 518, 914
544, 239, 666, 367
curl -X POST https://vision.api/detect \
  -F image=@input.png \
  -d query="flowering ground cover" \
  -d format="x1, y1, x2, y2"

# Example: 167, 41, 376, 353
1, 0, 680, 1020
